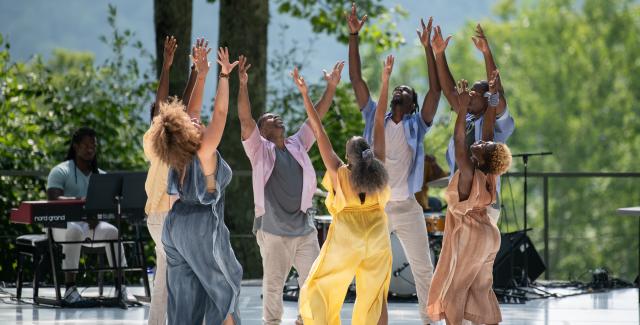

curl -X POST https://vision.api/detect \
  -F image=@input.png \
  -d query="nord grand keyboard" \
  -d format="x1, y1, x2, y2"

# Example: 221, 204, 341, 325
10, 200, 86, 227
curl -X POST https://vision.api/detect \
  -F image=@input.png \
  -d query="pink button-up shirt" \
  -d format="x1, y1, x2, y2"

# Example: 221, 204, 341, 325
242, 123, 317, 218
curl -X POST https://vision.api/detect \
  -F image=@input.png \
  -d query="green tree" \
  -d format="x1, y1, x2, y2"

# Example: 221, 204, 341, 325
401, 0, 640, 281
0, 8, 155, 281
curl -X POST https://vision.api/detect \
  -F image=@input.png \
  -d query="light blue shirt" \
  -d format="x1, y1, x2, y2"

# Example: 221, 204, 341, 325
446, 108, 515, 199
46, 160, 105, 198
362, 97, 431, 195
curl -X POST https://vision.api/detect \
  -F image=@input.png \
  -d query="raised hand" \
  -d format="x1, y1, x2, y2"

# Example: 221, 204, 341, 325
431, 25, 452, 55
191, 43, 211, 76
417, 17, 434, 48
455, 79, 470, 112
323, 61, 345, 88
291, 67, 308, 95
238, 55, 251, 85
471, 24, 490, 54
216, 47, 239, 75
382, 54, 394, 83
346, 2, 367, 34
163, 36, 178, 68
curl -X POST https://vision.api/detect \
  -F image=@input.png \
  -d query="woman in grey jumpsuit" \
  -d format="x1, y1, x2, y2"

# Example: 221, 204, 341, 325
149, 45, 242, 324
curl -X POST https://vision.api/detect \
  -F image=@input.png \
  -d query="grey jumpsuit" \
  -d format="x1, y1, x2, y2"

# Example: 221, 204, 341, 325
162, 152, 243, 324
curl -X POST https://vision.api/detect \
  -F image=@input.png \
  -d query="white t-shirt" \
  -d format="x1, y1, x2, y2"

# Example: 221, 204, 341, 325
384, 121, 412, 201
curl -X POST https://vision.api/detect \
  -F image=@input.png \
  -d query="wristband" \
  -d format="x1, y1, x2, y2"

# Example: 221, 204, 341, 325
350, 32, 359, 36
484, 91, 500, 107
219, 72, 230, 79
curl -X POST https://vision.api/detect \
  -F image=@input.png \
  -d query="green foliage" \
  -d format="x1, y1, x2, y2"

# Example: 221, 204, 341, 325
401, 0, 640, 281
0, 7, 155, 281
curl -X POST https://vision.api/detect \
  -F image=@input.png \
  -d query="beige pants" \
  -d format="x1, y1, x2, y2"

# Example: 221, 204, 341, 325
386, 198, 435, 325
51, 221, 126, 270
257, 229, 320, 325
146, 212, 168, 325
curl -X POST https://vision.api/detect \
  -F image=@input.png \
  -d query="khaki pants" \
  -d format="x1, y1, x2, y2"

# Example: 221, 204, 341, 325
257, 229, 320, 325
386, 198, 434, 325
147, 212, 168, 325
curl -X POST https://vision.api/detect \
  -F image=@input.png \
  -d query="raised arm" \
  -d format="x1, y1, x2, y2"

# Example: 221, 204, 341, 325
197, 47, 238, 157
182, 39, 208, 109
472, 24, 507, 115
292, 69, 343, 183
152, 36, 177, 120
452, 80, 474, 200
314, 61, 344, 120
481, 70, 500, 141
347, 2, 371, 109
432, 26, 459, 112
186, 39, 213, 121
417, 17, 441, 125
373, 55, 394, 162
237, 55, 257, 140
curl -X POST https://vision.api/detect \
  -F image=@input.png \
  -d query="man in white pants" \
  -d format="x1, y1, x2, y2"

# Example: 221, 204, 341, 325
239, 56, 343, 324
347, 4, 441, 324
47, 127, 127, 304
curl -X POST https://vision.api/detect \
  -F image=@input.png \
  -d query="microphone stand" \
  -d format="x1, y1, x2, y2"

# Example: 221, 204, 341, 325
511, 151, 552, 287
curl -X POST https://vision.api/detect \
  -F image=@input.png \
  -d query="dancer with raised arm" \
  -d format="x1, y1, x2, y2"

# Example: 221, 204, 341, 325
143, 36, 203, 325
298, 55, 394, 325
432, 24, 515, 214
149, 45, 241, 325
427, 72, 511, 325
239, 56, 343, 325
347, 3, 441, 323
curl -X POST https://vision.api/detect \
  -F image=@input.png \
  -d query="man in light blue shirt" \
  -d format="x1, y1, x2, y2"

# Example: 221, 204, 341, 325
46, 127, 126, 304
432, 24, 515, 213
348, 5, 441, 323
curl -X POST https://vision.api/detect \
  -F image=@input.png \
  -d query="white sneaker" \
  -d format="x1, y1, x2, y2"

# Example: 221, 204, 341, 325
63, 286, 82, 304
119, 285, 129, 301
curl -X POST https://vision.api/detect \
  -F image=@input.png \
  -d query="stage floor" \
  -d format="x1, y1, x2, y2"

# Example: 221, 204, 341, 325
0, 283, 637, 324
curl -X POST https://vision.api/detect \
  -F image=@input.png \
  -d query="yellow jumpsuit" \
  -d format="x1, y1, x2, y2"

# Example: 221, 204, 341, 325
300, 165, 392, 325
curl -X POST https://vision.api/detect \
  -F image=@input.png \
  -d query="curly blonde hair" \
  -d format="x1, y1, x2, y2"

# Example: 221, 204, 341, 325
485, 143, 512, 175
148, 98, 201, 174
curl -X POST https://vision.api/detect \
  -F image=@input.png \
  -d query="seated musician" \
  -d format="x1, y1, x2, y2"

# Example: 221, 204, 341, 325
46, 127, 127, 303
415, 153, 448, 211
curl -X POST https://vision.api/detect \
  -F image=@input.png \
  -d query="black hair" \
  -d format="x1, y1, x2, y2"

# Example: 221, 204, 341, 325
65, 127, 99, 174
474, 80, 490, 93
391, 85, 420, 114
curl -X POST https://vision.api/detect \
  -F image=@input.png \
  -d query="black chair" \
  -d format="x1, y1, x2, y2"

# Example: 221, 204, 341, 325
15, 234, 50, 300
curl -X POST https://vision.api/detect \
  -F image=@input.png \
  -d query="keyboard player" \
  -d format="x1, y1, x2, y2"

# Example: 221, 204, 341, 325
46, 127, 127, 304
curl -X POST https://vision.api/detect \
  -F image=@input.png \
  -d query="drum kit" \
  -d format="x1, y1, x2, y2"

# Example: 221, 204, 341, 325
312, 176, 450, 298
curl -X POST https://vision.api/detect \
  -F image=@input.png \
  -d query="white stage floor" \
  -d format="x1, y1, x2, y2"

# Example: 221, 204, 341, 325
0, 284, 637, 324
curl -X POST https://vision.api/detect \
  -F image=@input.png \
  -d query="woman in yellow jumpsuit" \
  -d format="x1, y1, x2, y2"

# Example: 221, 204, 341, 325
291, 55, 395, 325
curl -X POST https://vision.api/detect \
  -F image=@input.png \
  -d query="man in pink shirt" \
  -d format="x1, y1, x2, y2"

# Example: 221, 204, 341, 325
238, 56, 343, 325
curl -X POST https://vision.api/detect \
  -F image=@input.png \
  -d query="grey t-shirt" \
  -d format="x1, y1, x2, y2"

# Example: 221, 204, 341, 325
46, 160, 105, 197
253, 148, 314, 236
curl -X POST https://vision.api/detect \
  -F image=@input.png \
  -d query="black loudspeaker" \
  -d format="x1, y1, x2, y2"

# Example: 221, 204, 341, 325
493, 231, 546, 288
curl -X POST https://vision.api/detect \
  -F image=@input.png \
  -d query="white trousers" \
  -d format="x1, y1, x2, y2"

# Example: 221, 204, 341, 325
386, 198, 435, 325
51, 221, 127, 271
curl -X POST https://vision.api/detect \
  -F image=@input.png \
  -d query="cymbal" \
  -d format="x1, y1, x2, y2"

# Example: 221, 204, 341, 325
427, 176, 450, 188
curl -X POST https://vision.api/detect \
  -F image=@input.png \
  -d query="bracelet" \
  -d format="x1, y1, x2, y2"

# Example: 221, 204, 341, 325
219, 72, 229, 79
350, 32, 359, 36
484, 91, 500, 107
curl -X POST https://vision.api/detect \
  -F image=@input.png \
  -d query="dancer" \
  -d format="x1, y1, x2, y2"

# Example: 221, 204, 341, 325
150, 45, 241, 325
239, 56, 342, 324
432, 24, 515, 213
347, 3, 440, 323
142, 36, 203, 324
427, 73, 511, 325
46, 126, 127, 304
298, 55, 394, 325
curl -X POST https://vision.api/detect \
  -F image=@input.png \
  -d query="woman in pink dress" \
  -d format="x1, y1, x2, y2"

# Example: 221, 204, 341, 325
427, 71, 512, 325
